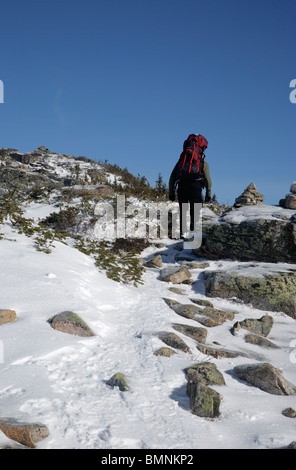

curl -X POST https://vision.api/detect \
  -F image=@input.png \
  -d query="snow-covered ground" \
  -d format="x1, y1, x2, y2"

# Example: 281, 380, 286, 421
0, 201, 296, 450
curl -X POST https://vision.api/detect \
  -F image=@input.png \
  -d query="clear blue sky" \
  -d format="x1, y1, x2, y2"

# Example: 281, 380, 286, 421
1, 0, 295, 205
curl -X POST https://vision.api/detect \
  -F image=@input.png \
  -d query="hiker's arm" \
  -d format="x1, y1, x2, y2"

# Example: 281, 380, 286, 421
203, 161, 212, 201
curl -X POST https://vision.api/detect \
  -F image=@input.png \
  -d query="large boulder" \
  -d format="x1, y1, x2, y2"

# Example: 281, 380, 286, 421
196, 205, 296, 264
204, 263, 296, 319
233, 363, 296, 396
185, 362, 225, 418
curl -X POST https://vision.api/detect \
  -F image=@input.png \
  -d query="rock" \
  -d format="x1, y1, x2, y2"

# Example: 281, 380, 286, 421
47, 311, 95, 337
0, 309, 16, 325
153, 347, 176, 357
168, 287, 185, 295
145, 254, 163, 268
204, 266, 296, 319
195, 205, 296, 264
230, 315, 274, 337
185, 362, 225, 418
160, 266, 191, 284
233, 183, 264, 208
187, 382, 222, 418
233, 363, 296, 395
196, 342, 240, 359
157, 331, 191, 353
185, 362, 226, 386
106, 372, 130, 391
163, 297, 180, 307
164, 299, 235, 327
190, 298, 214, 308
172, 323, 207, 343
0, 418, 49, 448
282, 407, 296, 418
244, 333, 278, 349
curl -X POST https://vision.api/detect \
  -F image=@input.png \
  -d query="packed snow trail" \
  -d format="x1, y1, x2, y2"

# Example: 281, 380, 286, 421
0, 228, 296, 449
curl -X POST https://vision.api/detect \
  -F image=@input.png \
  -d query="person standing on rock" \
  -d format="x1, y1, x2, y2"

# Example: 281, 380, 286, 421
169, 133, 212, 240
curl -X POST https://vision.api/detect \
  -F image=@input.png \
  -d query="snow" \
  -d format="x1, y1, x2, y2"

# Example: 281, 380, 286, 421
220, 204, 296, 224
0, 206, 296, 450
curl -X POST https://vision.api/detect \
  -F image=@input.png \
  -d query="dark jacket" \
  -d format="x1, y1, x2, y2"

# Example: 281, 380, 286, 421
169, 156, 212, 202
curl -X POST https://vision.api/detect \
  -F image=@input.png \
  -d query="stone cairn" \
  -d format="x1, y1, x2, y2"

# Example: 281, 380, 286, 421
233, 182, 264, 208
279, 181, 296, 210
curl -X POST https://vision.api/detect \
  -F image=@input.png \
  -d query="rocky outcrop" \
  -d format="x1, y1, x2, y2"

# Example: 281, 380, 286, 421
47, 311, 95, 337
233, 182, 264, 208
0, 167, 62, 191
0, 418, 49, 448
185, 362, 225, 418
204, 265, 296, 319
196, 205, 296, 264
233, 363, 296, 395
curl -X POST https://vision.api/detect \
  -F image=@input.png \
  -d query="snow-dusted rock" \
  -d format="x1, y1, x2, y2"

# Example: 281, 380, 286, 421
204, 263, 296, 319
197, 205, 296, 263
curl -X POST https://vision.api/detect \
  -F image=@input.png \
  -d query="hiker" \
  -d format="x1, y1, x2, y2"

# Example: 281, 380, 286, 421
168, 133, 212, 239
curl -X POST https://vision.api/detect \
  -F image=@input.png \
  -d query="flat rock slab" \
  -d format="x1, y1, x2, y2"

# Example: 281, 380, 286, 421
196, 342, 240, 359
0, 418, 49, 448
172, 323, 207, 343
244, 333, 278, 349
233, 363, 296, 395
163, 298, 235, 327
157, 331, 191, 353
48, 311, 95, 337
0, 309, 16, 325
204, 264, 296, 319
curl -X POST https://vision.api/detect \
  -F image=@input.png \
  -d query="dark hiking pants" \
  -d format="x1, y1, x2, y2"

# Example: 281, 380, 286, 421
177, 180, 203, 237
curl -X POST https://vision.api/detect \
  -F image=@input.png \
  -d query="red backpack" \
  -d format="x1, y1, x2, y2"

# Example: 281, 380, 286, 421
177, 134, 208, 181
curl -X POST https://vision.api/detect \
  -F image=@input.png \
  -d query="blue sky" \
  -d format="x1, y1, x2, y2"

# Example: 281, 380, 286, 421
0, 0, 295, 205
